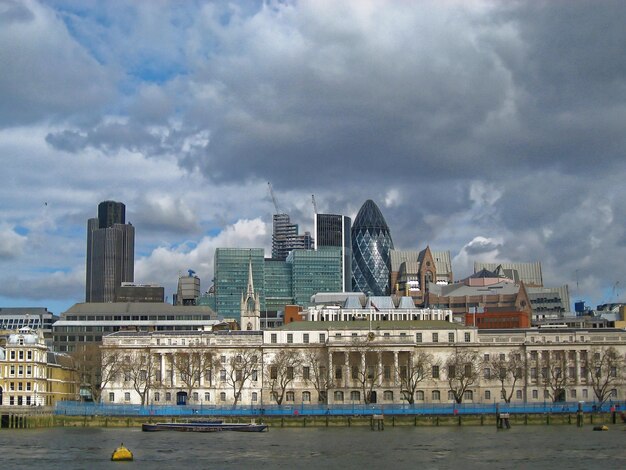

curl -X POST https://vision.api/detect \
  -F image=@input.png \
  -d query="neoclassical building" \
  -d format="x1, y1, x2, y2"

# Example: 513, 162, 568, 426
100, 322, 626, 407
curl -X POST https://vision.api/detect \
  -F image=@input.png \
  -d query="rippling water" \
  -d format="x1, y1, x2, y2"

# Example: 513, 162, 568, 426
0, 424, 624, 469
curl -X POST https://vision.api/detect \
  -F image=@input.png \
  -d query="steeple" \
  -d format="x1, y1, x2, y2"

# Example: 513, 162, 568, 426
240, 256, 260, 331
247, 257, 254, 296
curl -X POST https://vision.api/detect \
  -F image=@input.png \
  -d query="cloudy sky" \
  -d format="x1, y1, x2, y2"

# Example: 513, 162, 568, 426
1, 0, 626, 315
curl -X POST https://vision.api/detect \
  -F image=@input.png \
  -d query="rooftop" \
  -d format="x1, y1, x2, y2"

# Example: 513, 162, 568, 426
275, 320, 470, 331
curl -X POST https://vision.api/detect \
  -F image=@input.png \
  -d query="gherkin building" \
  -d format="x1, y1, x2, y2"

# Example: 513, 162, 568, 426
351, 199, 394, 296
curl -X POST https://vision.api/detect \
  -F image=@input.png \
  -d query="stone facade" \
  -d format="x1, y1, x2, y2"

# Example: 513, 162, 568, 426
100, 323, 626, 407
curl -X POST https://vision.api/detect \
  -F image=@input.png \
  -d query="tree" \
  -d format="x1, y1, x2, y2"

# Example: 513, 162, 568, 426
445, 347, 480, 404
224, 348, 260, 405
584, 346, 624, 406
486, 349, 525, 403
350, 337, 383, 404
302, 347, 330, 403
121, 348, 158, 406
72, 344, 122, 403
172, 346, 216, 400
399, 350, 433, 404
266, 349, 303, 405
539, 350, 569, 402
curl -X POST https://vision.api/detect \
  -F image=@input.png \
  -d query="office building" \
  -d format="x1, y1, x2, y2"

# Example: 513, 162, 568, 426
114, 283, 164, 303
86, 201, 135, 302
351, 200, 394, 296
272, 213, 313, 260
174, 270, 201, 306
315, 213, 352, 292
214, 248, 266, 319
288, 247, 343, 307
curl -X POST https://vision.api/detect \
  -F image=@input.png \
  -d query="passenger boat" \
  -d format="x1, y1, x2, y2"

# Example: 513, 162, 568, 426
141, 421, 268, 432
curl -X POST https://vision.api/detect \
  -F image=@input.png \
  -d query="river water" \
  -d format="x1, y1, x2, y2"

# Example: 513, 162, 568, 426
0, 424, 624, 469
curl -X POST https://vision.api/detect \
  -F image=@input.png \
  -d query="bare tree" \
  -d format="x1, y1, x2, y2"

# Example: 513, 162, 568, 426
266, 349, 303, 405
172, 346, 216, 400
224, 348, 260, 405
539, 350, 570, 402
399, 350, 433, 404
445, 347, 480, 404
302, 348, 330, 403
350, 337, 383, 404
121, 348, 158, 406
72, 344, 122, 403
584, 346, 624, 406
486, 349, 525, 403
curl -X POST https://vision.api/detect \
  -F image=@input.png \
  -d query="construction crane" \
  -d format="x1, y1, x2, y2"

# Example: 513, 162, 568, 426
267, 182, 281, 214
612, 281, 620, 303
311, 194, 318, 214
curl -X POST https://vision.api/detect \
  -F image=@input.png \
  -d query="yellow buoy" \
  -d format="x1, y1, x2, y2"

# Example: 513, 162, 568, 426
111, 443, 134, 461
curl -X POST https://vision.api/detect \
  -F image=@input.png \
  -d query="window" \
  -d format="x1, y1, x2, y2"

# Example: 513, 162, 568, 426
26, 366, 32, 376
303, 334, 309, 344
10, 365, 14, 376
483, 368, 491, 379
270, 366, 278, 380
350, 390, 360, 401
383, 390, 393, 401
499, 353, 505, 361
432, 365, 439, 379
221, 355, 226, 364
400, 365, 407, 379
154, 392, 160, 402
285, 391, 295, 402
543, 390, 549, 399
532, 390, 538, 399
416, 390, 424, 401
252, 370, 258, 381
140, 370, 147, 381
416, 333, 422, 343
18, 365, 23, 376
205, 369, 212, 382
26, 382, 31, 391
303, 367, 310, 380
570, 389, 577, 399
286, 367, 294, 379
302, 391, 311, 402
464, 364, 472, 377
10, 351, 15, 360
124, 392, 131, 402
193, 392, 199, 402
516, 390, 522, 400
165, 392, 172, 402
220, 370, 226, 381
124, 372, 131, 382
271, 334, 277, 344
432, 333, 438, 343
582, 389, 588, 398
485, 390, 491, 400
432, 390, 440, 401
448, 365, 456, 378
335, 366, 342, 380
531, 367, 537, 379
220, 392, 226, 402
448, 390, 455, 401
287, 334, 293, 344
27, 351, 32, 360
319, 333, 326, 343
334, 391, 344, 402
19, 351, 24, 360
251, 392, 257, 402
109, 392, 115, 402
464, 332, 471, 343
464, 390, 473, 401
448, 332, 455, 342
610, 388, 617, 398
484, 354, 489, 361
384, 365, 391, 380
205, 392, 211, 402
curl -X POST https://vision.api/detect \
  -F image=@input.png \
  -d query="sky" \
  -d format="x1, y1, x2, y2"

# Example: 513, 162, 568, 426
1, 0, 626, 315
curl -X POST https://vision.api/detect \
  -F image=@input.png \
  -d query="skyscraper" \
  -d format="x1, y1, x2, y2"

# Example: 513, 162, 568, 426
271, 213, 313, 260
351, 200, 394, 296
314, 213, 352, 292
86, 201, 135, 302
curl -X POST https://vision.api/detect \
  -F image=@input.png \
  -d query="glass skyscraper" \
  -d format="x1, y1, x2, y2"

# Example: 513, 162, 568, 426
351, 200, 394, 296
214, 248, 266, 319
86, 201, 135, 302
288, 247, 343, 307
314, 213, 352, 292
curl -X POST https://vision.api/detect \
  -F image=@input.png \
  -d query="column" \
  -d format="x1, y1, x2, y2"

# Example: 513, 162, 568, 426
393, 351, 399, 386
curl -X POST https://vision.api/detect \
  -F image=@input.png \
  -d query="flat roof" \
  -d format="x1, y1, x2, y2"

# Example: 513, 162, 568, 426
62, 302, 216, 315
275, 320, 470, 331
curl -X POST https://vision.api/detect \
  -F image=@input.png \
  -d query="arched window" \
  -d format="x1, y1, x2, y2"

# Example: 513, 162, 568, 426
334, 391, 344, 402
432, 390, 440, 401
302, 391, 311, 402
286, 391, 295, 402
383, 390, 393, 401
415, 390, 424, 401
464, 390, 473, 401
350, 390, 360, 401
251, 392, 258, 402
154, 392, 160, 402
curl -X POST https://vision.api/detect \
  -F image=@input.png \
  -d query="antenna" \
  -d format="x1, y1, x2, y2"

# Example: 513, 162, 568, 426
267, 182, 280, 214
311, 194, 318, 214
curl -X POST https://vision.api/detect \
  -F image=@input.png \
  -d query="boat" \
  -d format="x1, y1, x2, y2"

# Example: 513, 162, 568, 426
142, 421, 268, 432
111, 444, 133, 461
593, 425, 609, 431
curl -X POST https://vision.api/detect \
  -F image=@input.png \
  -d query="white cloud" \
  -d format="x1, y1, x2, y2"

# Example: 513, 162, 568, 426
0, 225, 27, 260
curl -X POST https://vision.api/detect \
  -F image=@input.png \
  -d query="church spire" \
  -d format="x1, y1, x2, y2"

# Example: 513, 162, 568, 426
247, 257, 254, 295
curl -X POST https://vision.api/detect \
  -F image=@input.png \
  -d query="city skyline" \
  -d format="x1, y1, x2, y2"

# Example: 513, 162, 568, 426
2, 1, 626, 314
